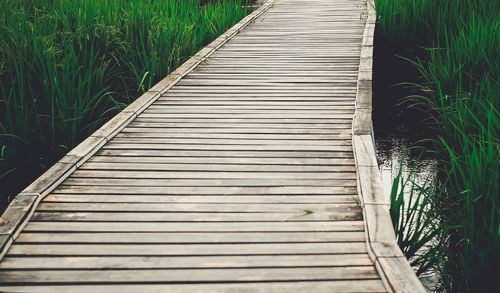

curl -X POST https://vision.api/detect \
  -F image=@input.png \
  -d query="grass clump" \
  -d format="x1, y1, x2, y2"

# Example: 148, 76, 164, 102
389, 160, 442, 278
0, 0, 249, 209
375, 0, 499, 291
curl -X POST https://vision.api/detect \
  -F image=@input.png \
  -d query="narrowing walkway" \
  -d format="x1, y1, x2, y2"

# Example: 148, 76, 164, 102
0, 0, 424, 292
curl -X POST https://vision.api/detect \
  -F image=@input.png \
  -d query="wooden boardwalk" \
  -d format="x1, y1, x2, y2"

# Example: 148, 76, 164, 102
0, 0, 424, 292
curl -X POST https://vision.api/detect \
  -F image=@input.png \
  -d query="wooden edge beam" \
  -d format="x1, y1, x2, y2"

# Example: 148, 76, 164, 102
0, 0, 278, 261
352, 1, 426, 292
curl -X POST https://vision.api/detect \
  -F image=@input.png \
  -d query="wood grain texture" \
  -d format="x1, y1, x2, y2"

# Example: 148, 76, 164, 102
0, 281, 386, 293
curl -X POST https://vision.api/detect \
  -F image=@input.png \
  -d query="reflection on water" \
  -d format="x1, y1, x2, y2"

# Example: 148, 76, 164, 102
374, 136, 436, 201
373, 111, 440, 292
373, 131, 440, 292
372, 29, 438, 200
373, 127, 440, 290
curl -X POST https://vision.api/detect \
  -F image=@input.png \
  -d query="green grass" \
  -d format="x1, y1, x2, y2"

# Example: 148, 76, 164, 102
389, 160, 443, 278
0, 0, 249, 208
375, 0, 500, 291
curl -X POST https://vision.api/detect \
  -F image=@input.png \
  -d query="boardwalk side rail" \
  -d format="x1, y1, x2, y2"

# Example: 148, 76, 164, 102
0, 0, 278, 260
352, 1, 426, 292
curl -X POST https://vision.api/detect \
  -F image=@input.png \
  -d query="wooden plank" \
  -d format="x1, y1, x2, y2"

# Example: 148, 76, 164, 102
23, 221, 365, 232
36, 202, 359, 213
194, 67, 360, 72
148, 103, 356, 108
0, 281, 385, 293
43, 194, 358, 204
185, 72, 358, 77
100, 143, 354, 152
86, 156, 356, 165
127, 122, 354, 129
177, 80, 357, 86
205, 54, 360, 59
113, 132, 353, 140
142, 109, 356, 114
0, 280, 386, 293
0, 194, 38, 236
137, 113, 355, 119
107, 138, 353, 146
146, 104, 356, 109
129, 117, 354, 122
155, 98, 356, 103
70, 170, 356, 180
52, 186, 358, 195
163, 88, 357, 93
60, 178, 357, 187
117, 129, 352, 135
0, 254, 372, 269
20, 163, 76, 195
122, 124, 355, 130
6, 243, 368, 257
0, 267, 379, 283
209, 51, 361, 55
158, 94, 356, 99
95, 150, 354, 159
31, 211, 361, 222
357, 166, 387, 205
376, 257, 427, 292
15, 231, 365, 243
105, 139, 353, 147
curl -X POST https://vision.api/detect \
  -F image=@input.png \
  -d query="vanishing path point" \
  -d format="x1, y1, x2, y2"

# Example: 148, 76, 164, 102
0, 0, 424, 292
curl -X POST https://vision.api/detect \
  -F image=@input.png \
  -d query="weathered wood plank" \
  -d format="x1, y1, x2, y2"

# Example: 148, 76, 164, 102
71, 170, 356, 180
15, 231, 365, 243
96, 150, 354, 159
86, 156, 356, 165
186, 72, 358, 78
106, 137, 354, 145
52, 186, 358, 195
31, 211, 361, 222
100, 143, 354, 152
0, 280, 386, 293
0, 254, 372, 269
162, 87, 356, 95
61, 178, 357, 187
113, 132, 353, 139
146, 105, 356, 110
72, 211, 364, 222
36, 202, 359, 213
121, 127, 354, 134
42, 194, 357, 204
23, 221, 365, 232
7, 243, 367, 256
128, 122, 354, 129
137, 113, 355, 119
0, 267, 379, 283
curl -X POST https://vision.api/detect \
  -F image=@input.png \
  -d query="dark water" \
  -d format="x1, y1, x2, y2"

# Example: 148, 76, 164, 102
372, 30, 439, 291
372, 30, 438, 185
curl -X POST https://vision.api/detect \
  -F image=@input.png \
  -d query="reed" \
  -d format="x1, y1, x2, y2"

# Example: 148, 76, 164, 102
0, 0, 248, 208
375, 0, 500, 291
389, 160, 443, 278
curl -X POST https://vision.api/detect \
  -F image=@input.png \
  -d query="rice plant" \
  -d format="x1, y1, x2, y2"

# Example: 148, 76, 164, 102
389, 160, 443, 278
0, 0, 249, 210
375, 0, 499, 291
